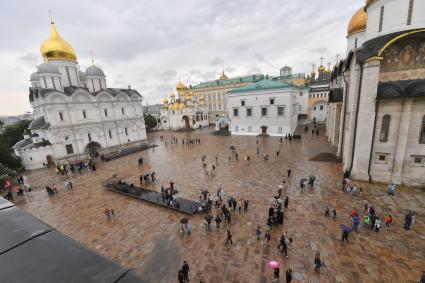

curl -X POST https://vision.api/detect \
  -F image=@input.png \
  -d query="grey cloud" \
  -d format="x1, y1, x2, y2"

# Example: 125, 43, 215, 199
159, 69, 177, 81
210, 57, 224, 67
0, 0, 361, 114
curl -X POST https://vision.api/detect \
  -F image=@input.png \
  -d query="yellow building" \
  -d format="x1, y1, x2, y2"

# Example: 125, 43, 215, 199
175, 72, 265, 124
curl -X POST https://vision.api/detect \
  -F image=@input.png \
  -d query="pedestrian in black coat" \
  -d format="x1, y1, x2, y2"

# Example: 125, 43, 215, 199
182, 261, 190, 281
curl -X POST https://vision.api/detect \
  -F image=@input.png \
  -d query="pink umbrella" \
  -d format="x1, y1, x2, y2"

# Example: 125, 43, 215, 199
268, 260, 280, 269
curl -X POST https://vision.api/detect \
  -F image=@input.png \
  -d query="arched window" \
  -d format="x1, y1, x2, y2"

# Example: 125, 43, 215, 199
380, 114, 391, 142
420, 115, 425, 144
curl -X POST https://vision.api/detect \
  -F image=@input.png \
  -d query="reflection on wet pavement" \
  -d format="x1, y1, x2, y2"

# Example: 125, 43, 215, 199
16, 126, 425, 282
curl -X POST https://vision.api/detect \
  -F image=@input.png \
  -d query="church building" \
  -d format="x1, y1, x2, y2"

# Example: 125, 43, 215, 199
13, 22, 147, 170
159, 86, 209, 130
326, 0, 425, 186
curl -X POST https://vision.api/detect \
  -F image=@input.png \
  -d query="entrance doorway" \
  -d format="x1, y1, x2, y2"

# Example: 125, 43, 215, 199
85, 141, 101, 156
261, 126, 267, 134
182, 116, 190, 128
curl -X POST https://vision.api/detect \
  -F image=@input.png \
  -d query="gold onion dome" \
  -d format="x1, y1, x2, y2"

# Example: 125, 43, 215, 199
179, 103, 185, 109
347, 7, 367, 37
318, 65, 325, 72
40, 22, 77, 61
219, 71, 228, 80
176, 81, 186, 91
170, 92, 176, 97
163, 97, 169, 104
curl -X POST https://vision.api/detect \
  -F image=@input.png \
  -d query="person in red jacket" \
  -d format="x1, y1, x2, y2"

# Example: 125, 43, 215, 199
385, 214, 393, 228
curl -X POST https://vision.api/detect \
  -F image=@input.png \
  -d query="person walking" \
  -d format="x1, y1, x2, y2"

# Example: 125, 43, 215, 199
286, 269, 293, 283
385, 214, 393, 228
284, 196, 289, 209
225, 229, 233, 245
314, 252, 322, 272
177, 270, 185, 283
341, 229, 349, 242
256, 225, 262, 240
182, 261, 190, 282
264, 230, 271, 247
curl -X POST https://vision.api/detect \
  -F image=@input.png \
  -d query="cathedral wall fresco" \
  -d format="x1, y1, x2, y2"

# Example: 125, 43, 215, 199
379, 35, 425, 82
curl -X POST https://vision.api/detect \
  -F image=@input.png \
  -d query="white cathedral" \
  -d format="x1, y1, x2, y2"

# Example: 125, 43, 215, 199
13, 22, 147, 170
326, 0, 425, 186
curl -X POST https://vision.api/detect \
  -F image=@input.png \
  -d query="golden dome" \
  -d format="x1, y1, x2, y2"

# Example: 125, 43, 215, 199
318, 65, 325, 72
219, 71, 228, 80
176, 81, 186, 91
178, 103, 185, 109
40, 22, 77, 61
170, 92, 176, 97
168, 104, 173, 110
163, 97, 169, 104
347, 7, 367, 36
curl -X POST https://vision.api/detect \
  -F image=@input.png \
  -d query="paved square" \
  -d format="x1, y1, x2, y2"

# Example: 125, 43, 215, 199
16, 128, 425, 283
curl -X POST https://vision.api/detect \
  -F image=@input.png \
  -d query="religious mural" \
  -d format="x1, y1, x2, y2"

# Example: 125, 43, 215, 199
381, 36, 425, 73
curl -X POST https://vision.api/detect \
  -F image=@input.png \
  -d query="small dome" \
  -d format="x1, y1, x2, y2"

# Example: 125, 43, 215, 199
30, 72, 39, 82
37, 62, 60, 74
163, 97, 169, 103
168, 104, 173, 110
347, 7, 367, 36
219, 71, 228, 80
318, 65, 325, 72
85, 65, 105, 77
176, 81, 186, 91
178, 103, 185, 109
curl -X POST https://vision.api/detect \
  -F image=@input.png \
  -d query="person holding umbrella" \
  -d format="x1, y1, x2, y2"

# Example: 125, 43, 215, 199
341, 224, 351, 242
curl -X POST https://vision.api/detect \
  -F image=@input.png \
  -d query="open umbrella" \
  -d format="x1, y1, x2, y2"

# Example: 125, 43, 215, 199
268, 260, 280, 269
340, 224, 352, 233
180, 218, 189, 224
204, 215, 213, 221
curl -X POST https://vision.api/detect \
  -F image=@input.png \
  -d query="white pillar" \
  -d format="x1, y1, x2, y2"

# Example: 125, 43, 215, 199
351, 59, 381, 180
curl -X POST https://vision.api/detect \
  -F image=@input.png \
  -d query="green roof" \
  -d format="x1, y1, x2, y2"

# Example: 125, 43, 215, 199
191, 74, 265, 89
228, 79, 293, 94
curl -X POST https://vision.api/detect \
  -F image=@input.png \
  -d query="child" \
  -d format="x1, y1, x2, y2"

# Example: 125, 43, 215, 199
385, 214, 392, 228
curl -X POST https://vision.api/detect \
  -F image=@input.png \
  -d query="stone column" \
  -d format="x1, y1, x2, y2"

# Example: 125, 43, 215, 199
390, 98, 413, 183
351, 59, 381, 180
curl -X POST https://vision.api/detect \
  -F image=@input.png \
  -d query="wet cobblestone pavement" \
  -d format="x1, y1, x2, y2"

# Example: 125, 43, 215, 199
16, 127, 425, 283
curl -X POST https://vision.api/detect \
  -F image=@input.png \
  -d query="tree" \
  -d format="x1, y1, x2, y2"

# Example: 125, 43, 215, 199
144, 114, 157, 130
0, 119, 31, 171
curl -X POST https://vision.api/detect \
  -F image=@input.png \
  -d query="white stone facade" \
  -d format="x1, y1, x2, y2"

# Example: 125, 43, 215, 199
326, 0, 425, 186
227, 80, 298, 136
14, 23, 147, 170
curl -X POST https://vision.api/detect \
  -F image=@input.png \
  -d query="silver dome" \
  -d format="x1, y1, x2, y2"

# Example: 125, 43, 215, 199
30, 72, 39, 81
85, 65, 105, 77
37, 62, 60, 74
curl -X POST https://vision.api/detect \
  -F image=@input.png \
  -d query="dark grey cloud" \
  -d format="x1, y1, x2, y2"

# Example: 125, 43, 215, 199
0, 0, 362, 114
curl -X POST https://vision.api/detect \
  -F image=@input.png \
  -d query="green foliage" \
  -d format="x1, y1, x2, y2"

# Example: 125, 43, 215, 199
0, 120, 31, 147
0, 163, 16, 189
144, 114, 157, 129
0, 120, 31, 171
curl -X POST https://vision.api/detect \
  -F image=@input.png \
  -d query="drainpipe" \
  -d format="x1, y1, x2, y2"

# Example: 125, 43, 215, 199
348, 62, 364, 175
367, 99, 379, 182
340, 71, 349, 160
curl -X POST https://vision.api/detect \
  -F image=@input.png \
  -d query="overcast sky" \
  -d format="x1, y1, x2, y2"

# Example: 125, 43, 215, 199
0, 0, 362, 115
